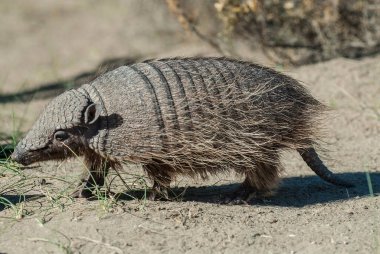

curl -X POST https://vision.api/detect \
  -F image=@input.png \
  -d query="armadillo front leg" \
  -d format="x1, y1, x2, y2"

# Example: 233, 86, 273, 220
71, 159, 110, 199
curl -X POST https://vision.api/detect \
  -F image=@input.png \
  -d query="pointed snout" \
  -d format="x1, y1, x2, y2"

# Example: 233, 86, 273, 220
11, 146, 30, 166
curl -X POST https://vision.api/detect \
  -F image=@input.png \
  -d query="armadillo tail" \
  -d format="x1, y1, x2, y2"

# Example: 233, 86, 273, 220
298, 148, 354, 188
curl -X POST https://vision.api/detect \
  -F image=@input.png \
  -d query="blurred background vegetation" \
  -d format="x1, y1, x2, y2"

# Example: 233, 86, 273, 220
167, 0, 380, 65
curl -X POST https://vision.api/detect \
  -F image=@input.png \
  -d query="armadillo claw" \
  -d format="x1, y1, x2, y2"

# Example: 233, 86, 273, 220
221, 186, 257, 205
148, 188, 169, 201
70, 188, 94, 199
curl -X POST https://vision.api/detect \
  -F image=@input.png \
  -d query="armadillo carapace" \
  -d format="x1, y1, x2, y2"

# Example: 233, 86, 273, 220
12, 57, 353, 201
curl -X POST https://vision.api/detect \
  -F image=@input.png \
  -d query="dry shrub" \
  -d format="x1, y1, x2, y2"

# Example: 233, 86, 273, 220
166, 0, 380, 65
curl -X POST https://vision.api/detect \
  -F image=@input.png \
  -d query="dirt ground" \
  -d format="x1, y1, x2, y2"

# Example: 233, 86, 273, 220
0, 1, 379, 253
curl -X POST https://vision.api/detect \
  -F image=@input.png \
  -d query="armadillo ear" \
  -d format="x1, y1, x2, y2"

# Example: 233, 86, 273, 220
84, 103, 101, 125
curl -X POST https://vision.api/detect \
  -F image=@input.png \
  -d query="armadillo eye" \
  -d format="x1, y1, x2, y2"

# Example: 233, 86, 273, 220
54, 130, 69, 141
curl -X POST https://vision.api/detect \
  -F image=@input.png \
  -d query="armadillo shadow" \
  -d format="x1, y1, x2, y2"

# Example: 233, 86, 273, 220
0, 194, 44, 212
118, 172, 379, 207
0, 172, 377, 211
182, 172, 379, 207
0, 57, 137, 104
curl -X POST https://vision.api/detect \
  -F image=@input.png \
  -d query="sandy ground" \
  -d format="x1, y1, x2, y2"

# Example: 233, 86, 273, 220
0, 1, 379, 253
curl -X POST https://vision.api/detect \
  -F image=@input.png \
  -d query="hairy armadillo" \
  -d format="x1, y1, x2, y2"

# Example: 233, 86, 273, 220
11, 57, 353, 201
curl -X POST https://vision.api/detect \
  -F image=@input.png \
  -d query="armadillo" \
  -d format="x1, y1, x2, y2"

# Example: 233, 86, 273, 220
11, 57, 353, 201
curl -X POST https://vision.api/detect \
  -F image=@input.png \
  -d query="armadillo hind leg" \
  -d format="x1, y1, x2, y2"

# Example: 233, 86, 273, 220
223, 161, 281, 204
298, 148, 354, 188
71, 160, 111, 199
144, 163, 172, 201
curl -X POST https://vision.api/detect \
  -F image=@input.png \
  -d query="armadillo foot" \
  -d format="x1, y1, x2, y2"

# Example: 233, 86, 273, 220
148, 182, 169, 201
71, 187, 116, 199
221, 185, 259, 205
71, 169, 109, 199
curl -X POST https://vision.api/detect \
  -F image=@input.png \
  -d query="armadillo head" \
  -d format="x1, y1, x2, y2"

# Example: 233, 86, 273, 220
11, 89, 101, 166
